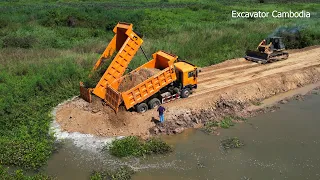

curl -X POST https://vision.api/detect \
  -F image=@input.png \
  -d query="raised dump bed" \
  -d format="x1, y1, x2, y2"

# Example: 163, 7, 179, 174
105, 51, 178, 112
80, 22, 143, 102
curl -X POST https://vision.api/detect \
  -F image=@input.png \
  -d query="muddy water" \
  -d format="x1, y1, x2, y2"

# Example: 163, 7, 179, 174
45, 93, 320, 180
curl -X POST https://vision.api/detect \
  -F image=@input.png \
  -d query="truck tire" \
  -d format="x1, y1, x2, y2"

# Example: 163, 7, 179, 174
136, 103, 148, 113
148, 98, 161, 109
181, 88, 190, 98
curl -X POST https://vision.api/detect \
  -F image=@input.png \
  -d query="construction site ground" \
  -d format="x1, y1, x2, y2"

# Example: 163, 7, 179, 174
55, 46, 320, 138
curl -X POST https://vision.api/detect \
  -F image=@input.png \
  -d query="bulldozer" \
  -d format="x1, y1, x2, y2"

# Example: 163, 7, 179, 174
245, 37, 289, 64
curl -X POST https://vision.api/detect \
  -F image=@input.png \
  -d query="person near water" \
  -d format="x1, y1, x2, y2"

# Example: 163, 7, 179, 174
157, 105, 166, 123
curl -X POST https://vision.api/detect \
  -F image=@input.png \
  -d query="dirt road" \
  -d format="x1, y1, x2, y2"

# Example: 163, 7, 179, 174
196, 47, 320, 96
55, 46, 320, 137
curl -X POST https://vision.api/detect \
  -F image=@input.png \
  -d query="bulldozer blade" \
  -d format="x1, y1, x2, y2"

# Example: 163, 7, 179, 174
79, 82, 92, 103
245, 50, 269, 63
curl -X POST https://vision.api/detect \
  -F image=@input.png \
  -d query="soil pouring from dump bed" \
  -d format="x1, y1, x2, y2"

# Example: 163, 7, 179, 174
118, 68, 161, 92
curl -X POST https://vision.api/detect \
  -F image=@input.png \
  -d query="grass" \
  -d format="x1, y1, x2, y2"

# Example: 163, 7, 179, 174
0, 165, 54, 180
203, 116, 247, 133
202, 121, 219, 133
221, 137, 244, 150
90, 166, 134, 180
0, 49, 93, 169
220, 117, 235, 129
108, 136, 172, 158
0, 0, 318, 173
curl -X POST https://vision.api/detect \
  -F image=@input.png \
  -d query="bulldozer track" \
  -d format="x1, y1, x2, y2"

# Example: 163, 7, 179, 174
192, 47, 320, 97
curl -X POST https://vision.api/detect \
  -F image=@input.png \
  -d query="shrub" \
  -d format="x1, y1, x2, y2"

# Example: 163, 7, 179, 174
108, 136, 172, 158
221, 137, 244, 150
0, 137, 54, 169
144, 138, 173, 155
0, 165, 54, 180
90, 166, 134, 180
220, 117, 235, 129
202, 121, 219, 133
109, 136, 145, 157
2, 36, 37, 48
0, 19, 9, 28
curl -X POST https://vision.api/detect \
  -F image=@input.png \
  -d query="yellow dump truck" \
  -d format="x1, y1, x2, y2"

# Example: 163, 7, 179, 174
107, 51, 199, 113
80, 23, 199, 113
80, 22, 143, 103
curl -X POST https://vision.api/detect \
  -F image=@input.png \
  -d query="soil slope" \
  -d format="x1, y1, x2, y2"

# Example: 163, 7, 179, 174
55, 46, 320, 137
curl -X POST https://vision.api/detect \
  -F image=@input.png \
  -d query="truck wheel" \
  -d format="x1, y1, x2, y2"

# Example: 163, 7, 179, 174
181, 88, 190, 98
148, 98, 161, 109
136, 103, 148, 113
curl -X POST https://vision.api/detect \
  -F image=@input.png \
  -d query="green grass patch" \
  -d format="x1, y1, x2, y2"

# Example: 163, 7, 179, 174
202, 121, 219, 133
0, 49, 94, 169
90, 166, 135, 180
0, 165, 54, 180
221, 137, 244, 150
220, 117, 235, 129
108, 136, 172, 158
90, 166, 134, 180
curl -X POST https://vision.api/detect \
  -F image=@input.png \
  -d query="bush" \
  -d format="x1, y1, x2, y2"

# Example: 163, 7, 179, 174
202, 121, 219, 133
90, 166, 134, 180
2, 36, 37, 48
108, 136, 172, 158
0, 137, 55, 169
144, 138, 173, 155
221, 137, 244, 150
109, 136, 145, 157
0, 19, 9, 28
220, 117, 235, 129
0, 165, 54, 180
272, 27, 320, 49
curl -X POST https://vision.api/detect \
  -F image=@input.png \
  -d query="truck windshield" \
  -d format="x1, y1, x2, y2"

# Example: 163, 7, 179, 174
188, 71, 194, 78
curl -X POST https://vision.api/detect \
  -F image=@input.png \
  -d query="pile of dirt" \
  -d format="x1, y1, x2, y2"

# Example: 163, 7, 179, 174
118, 68, 161, 92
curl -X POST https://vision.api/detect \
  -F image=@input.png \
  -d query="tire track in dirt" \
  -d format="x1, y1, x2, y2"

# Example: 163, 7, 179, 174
194, 47, 320, 96
54, 46, 320, 137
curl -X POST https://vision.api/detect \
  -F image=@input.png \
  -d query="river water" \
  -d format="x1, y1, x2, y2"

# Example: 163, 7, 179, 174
45, 92, 320, 180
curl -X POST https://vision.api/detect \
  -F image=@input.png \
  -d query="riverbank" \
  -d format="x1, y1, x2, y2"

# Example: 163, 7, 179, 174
45, 92, 320, 180
154, 82, 320, 136
53, 46, 320, 139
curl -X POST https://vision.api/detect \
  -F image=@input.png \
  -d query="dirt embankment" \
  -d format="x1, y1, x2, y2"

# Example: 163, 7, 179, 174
55, 46, 320, 138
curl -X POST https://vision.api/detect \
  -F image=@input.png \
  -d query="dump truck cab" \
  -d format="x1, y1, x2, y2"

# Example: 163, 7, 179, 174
174, 61, 198, 89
